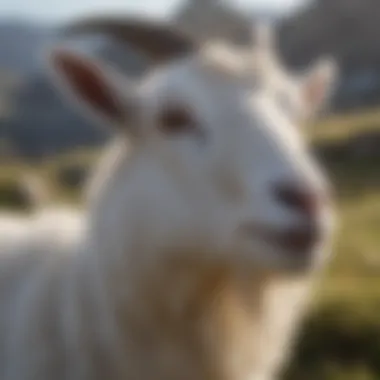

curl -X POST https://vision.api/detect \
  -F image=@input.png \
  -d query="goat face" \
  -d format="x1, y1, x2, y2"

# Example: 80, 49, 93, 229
49, 19, 338, 274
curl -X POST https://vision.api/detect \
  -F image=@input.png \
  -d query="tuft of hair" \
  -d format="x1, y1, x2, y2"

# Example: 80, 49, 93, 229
199, 41, 252, 78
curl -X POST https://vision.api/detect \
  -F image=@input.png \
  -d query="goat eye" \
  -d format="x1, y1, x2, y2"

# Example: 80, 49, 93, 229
157, 106, 197, 135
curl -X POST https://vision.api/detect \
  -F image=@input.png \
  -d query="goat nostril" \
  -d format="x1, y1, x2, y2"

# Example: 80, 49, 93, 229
273, 183, 321, 217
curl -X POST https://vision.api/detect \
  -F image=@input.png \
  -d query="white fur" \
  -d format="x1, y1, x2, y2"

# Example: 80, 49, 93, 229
0, 27, 337, 380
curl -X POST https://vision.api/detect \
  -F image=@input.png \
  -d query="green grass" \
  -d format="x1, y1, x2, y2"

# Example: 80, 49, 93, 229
311, 107, 380, 142
1, 109, 380, 379
287, 110, 380, 379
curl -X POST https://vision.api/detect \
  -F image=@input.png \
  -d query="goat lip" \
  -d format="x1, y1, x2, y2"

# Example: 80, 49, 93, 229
240, 222, 320, 255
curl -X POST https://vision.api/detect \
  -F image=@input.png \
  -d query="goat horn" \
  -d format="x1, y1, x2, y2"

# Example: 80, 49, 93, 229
60, 15, 198, 64
254, 22, 275, 52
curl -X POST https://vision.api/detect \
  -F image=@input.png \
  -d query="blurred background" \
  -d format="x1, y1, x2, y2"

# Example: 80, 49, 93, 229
0, 0, 380, 378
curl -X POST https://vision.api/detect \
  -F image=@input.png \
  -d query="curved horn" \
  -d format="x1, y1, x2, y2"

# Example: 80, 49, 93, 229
254, 22, 275, 52
60, 15, 198, 64
250, 22, 280, 72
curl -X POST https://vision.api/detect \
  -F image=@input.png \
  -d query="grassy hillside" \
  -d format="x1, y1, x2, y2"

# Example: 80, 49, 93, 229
1, 109, 380, 379
289, 111, 380, 379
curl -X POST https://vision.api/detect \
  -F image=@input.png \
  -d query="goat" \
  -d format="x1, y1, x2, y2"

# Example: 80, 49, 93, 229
0, 17, 338, 380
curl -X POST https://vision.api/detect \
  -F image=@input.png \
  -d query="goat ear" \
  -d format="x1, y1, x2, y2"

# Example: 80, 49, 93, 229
48, 48, 138, 131
300, 58, 338, 117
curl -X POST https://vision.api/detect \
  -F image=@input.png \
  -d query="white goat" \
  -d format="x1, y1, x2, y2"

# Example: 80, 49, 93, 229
0, 17, 338, 380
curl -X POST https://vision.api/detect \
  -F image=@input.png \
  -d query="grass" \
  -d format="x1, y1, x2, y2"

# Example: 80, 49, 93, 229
287, 109, 380, 379
311, 107, 380, 142
1, 108, 380, 379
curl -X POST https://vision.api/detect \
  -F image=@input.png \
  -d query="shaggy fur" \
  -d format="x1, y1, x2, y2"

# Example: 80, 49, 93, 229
0, 21, 337, 380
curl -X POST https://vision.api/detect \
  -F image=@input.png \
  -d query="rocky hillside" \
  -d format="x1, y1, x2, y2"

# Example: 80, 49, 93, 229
2, 0, 380, 158
278, 0, 380, 111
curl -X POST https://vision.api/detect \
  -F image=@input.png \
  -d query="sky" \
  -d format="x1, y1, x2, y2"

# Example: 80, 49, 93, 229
0, 0, 309, 23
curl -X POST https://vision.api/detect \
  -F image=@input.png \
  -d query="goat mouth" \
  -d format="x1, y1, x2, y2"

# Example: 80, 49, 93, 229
240, 222, 321, 255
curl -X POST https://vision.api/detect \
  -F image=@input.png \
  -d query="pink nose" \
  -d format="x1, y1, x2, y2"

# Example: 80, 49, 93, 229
273, 181, 328, 220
